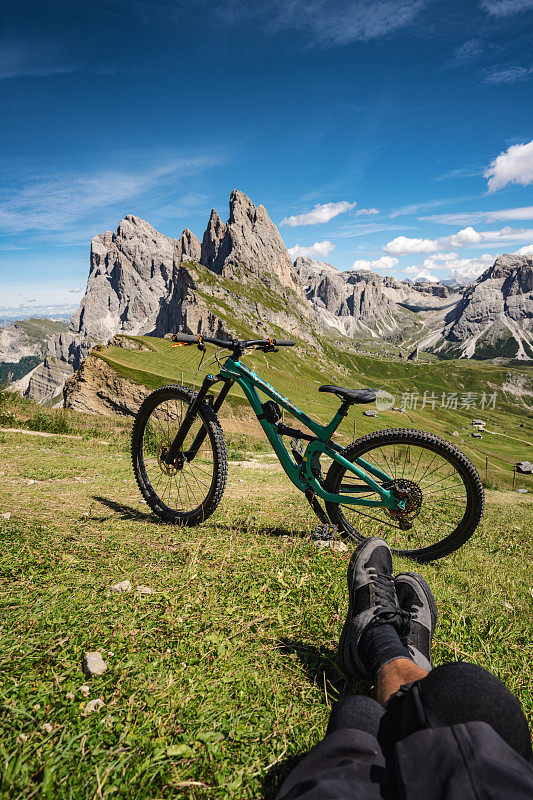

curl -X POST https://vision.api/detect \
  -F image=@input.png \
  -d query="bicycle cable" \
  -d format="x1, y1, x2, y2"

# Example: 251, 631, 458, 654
192, 347, 223, 390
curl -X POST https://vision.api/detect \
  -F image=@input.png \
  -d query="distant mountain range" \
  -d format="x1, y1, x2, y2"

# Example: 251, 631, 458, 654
3, 189, 533, 405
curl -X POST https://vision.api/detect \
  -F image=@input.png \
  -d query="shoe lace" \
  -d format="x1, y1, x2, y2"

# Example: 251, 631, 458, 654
370, 570, 411, 635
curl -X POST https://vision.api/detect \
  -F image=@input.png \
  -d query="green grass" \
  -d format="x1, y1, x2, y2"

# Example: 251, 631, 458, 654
15, 318, 69, 339
0, 424, 532, 799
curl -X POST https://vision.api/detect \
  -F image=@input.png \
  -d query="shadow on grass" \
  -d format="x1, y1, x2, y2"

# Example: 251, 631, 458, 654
261, 638, 371, 798
261, 525, 308, 539
92, 495, 162, 523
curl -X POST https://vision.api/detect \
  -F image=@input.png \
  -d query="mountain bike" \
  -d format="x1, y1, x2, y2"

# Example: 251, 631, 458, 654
131, 334, 484, 562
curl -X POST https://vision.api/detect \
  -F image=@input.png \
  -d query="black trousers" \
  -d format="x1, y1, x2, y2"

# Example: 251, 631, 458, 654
276, 662, 533, 800
327, 662, 532, 762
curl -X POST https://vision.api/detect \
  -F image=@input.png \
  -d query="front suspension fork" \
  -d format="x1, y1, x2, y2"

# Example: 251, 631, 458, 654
163, 375, 232, 464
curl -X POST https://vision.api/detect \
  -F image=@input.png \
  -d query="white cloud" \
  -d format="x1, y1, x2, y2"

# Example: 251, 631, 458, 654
355, 207, 379, 216
483, 65, 533, 85
451, 39, 484, 66
421, 252, 459, 267
421, 206, 533, 224
281, 201, 356, 227
406, 254, 494, 284
69, 287, 82, 293
513, 244, 533, 255
269, 0, 427, 46
443, 226, 533, 246
383, 236, 438, 255
484, 139, 533, 192
404, 266, 439, 282
352, 255, 399, 271
444, 254, 495, 282
445, 226, 483, 247
288, 240, 335, 259
0, 155, 220, 233
384, 224, 533, 256
481, 0, 533, 16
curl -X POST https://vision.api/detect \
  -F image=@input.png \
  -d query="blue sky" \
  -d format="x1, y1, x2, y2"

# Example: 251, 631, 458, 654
1, 0, 533, 316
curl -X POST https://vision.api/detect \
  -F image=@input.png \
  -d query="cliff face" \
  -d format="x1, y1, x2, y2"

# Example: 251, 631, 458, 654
63, 352, 150, 415
208, 190, 304, 298
11, 332, 93, 405
70, 189, 312, 346
70, 216, 179, 341
440, 255, 533, 359
294, 256, 460, 341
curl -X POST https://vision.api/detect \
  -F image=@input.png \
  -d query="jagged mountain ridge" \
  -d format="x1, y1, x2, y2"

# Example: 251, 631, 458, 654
67, 190, 533, 357
4, 190, 533, 406
435, 254, 533, 359
71, 189, 308, 344
295, 256, 461, 343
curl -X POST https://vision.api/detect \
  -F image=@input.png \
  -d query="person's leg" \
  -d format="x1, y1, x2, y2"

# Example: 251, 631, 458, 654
337, 537, 415, 681
379, 572, 533, 761
326, 694, 385, 738
375, 658, 428, 707
386, 661, 533, 762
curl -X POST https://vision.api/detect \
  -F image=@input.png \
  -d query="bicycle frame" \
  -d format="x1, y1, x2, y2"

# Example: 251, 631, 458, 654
214, 356, 401, 511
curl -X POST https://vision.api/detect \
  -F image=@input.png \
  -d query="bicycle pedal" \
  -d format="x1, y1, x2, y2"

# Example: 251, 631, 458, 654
311, 523, 336, 541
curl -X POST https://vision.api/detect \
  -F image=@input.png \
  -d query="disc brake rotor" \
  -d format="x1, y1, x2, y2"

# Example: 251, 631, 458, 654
158, 447, 184, 475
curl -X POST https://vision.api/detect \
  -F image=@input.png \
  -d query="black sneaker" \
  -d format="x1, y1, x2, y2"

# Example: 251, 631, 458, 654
338, 537, 409, 679
395, 572, 438, 672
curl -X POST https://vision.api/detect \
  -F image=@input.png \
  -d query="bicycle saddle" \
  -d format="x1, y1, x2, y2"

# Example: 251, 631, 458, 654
318, 385, 377, 404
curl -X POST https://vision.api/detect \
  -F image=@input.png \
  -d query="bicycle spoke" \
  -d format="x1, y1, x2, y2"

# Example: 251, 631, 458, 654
333, 439, 470, 553
140, 393, 216, 515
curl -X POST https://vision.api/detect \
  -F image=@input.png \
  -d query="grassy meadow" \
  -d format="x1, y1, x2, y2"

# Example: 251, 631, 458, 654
0, 342, 532, 799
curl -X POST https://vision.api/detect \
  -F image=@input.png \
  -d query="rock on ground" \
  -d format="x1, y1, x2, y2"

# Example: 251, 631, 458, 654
82, 651, 108, 678
109, 579, 132, 593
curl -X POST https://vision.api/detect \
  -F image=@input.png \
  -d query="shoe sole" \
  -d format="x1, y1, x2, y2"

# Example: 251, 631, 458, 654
404, 572, 439, 636
338, 537, 382, 679
396, 571, 438, 635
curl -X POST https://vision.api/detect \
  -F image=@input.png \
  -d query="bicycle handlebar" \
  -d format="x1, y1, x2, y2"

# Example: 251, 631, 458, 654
168, 333, 295, 350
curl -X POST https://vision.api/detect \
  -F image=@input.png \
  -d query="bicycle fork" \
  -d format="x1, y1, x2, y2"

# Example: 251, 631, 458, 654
162, 375, 233, 465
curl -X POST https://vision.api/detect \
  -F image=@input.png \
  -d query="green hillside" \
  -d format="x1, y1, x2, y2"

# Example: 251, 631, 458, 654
16, 318, 69, 339
94, 335, 533, 492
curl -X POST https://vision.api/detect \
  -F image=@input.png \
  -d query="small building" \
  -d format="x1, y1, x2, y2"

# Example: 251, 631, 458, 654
363, 410, 378, 417
516, 461, 533, 474
472, 419, 486, 426
472, 432, 483, 439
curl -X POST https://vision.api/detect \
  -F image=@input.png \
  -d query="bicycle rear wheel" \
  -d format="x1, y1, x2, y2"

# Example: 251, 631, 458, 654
131, 385, 228, 525
325, 428, 484, 562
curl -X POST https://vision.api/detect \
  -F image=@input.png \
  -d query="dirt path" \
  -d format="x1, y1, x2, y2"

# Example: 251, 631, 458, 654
2, 427, 109, 443
485, 430, 533, 447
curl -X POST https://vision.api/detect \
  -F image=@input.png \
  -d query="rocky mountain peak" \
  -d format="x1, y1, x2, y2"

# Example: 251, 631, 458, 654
70, 216, 177, 341
200, 209, 226, 269
210, 190, 303, 296
440, 254, 533, 359
177, 228, 201, 263
478, 253, 533, 283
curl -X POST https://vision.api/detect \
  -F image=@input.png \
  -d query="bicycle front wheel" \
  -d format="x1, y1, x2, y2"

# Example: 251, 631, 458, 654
325, 428, 484, 562
131, 385, 228, 525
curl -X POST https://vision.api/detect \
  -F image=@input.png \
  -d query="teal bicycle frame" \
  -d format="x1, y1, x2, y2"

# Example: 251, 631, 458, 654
218, 356, 402, 511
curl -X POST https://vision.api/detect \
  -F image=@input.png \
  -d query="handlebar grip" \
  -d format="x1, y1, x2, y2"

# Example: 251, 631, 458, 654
274, 340, 295, 346
171, 334, 201, 343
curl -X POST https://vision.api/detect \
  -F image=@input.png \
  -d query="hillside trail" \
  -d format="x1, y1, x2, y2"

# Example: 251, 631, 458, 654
485, 429, 532, 447
2, 428, 109, 443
